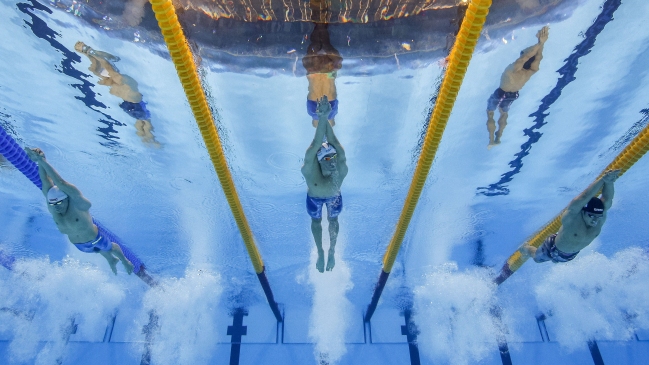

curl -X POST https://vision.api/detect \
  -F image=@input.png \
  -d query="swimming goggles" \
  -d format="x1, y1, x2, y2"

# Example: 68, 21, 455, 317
49, 200, 65, 206
585, 212, 603, 219
322, 154, 337, 161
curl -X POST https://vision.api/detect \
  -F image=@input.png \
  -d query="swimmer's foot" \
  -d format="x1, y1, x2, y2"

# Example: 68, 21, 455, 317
519, 245, 535, 259
326, 249, 335, 271
316, 249, 325, 273
107, 257, 118, 275
122, 258, 134, 275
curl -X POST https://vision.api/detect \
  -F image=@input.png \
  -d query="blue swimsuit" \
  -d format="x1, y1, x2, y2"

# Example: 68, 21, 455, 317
306, 193, 343, 219
307, 99, 339, 120
73, 232, 112, 253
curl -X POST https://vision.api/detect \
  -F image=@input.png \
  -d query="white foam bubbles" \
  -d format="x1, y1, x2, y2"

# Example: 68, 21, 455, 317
308, 241, 353, 365
414, 263, 510, 365
0, 257, 125, 364
136, 269, 222, 365
534, 247, 649, 350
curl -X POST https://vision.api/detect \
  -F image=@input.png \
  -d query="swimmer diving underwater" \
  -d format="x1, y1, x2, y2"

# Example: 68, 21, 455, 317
25, 147, 134, 275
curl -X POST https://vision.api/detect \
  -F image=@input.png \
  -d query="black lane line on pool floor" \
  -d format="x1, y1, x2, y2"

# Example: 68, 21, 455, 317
140, 311, 159, 365
401, 308, 421, 365
16, 0, 126, 146
588, 340, 605, 365
228, 308, 248, 365
477, 0, 623, 196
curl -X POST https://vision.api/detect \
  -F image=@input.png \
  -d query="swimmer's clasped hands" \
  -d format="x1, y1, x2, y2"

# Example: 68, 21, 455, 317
316, 96, 332, 118
602, 169, 621, 183
24, 147, 45, 162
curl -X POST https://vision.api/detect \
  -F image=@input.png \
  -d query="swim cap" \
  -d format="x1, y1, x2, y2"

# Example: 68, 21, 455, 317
47, 186, 68, 204
317, 143, 337, 161
582, 197, 604, 214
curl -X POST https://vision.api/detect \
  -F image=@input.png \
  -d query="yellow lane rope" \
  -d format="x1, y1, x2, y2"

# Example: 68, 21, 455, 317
382, 0, 493, 272
149, 0, 264, 273
503, 124, 649, 275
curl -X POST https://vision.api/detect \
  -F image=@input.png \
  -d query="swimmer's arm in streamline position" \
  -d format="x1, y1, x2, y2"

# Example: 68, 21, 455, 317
564, 170, 619, 217
302, 97, 331, 176
511, 26, 549, 72
323, 111, 348, 179
26, 148, 53, 196
599, 170, 617, 210
25, 148, 91, 211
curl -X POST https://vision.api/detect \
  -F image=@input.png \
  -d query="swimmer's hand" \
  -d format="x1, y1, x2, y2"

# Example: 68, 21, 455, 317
316, 96, 332, 119
24, 147, 45, 162
537, 26, 549, 44
602, 169, 621, 183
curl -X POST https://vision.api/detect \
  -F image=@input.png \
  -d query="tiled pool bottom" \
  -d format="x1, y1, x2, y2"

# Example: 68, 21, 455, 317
1, 340, 647, 364
2, 306, 648, 365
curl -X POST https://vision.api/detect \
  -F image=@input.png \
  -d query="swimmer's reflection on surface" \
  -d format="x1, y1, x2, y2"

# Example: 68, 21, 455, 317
301, 97, 348, 273
303, 23, 342, 129
74, 42, 160, 147
486, 26, 548, 148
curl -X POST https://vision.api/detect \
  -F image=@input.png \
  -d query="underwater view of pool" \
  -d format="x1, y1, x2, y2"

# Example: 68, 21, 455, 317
1, 0, 649, 364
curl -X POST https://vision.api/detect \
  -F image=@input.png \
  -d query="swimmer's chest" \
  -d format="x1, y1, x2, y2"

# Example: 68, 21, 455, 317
308, 176, 341, 196
50, 208, 93, 234
558, 219, 605, 247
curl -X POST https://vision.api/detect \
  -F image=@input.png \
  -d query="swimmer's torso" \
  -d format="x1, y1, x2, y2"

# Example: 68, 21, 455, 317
307, 73, 337, 101
555, 212, 607, 253
499, 65, 537, 92
302, 163, 347, 198
48, 205, 98, 243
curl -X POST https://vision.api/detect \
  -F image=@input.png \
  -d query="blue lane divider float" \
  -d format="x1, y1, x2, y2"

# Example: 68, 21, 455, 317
0, 249, 16, 270
0, 124, 154, 284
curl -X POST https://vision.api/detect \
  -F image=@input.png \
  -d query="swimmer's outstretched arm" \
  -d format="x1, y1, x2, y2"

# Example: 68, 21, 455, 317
27, 149, 91, 210
26, 148, 54, 196
324, 117, 346, 165
565, 170, 619, 214
600, 170, 619, 210
304, 97, 331, 162
512, 26, 549, 71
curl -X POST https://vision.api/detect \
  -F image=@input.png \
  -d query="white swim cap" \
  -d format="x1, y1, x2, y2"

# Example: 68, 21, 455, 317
317, 142, 337, 161
47, 186, 68, 203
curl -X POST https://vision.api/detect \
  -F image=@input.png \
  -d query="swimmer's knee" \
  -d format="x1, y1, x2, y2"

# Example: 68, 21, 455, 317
311, 217, 322, 224
327, 216, 339, 223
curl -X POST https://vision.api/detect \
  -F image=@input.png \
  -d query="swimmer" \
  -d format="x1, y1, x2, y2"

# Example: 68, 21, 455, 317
74, 41, 160, 147
301, 96, 348, 273
303, 23, 342, 129
487, 26, 549, 148
520, 169, 620, 263
24, 147, 134, 275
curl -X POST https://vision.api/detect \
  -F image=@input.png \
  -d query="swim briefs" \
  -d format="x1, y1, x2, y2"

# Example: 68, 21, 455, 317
487, 88, 519, 112
533, 234, 579, 263
306, 193, 343, 219
73, 231, 112, 253
119, 101, 151, 120
307, 99, 339, 121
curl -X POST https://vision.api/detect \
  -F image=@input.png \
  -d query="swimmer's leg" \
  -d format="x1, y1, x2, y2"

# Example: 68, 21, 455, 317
487, 111, 497, 148
98, 249, 119, 275
326, 216, 338, 271
494, 108, 509, 144
110, 242, 134, 274
311, 218, 325, 273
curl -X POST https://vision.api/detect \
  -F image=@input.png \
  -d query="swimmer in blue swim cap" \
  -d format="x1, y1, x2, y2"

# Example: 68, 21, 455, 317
25, 147, 134, 275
